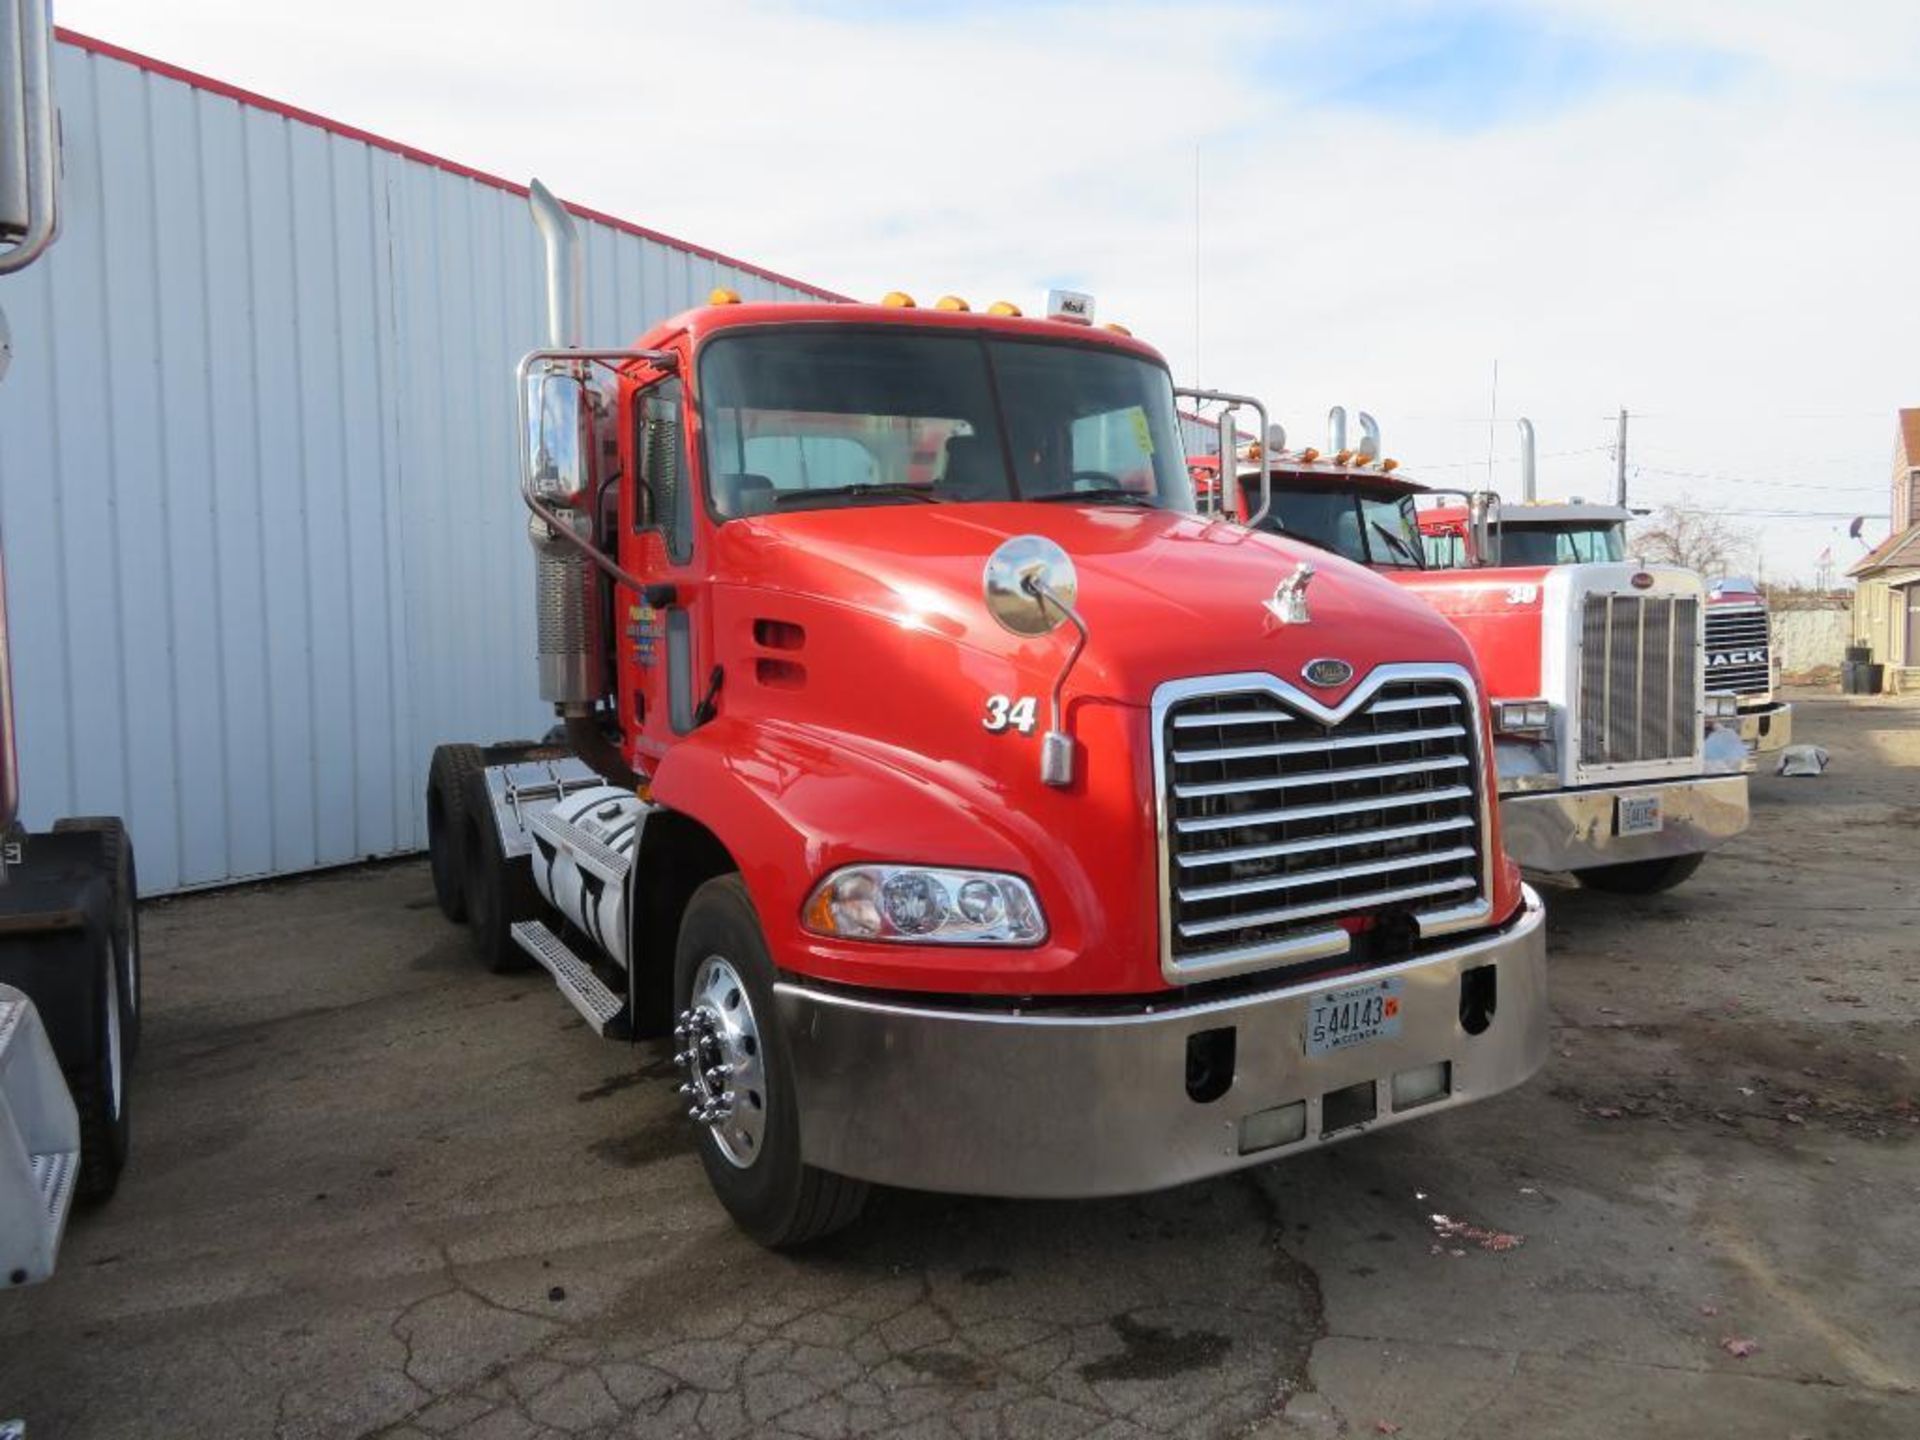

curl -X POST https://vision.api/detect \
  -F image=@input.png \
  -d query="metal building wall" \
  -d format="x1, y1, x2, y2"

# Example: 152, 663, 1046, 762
0, 35, 836, 892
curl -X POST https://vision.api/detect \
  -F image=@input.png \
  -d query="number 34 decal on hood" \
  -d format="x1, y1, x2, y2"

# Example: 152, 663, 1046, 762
983, 695, 1039, 735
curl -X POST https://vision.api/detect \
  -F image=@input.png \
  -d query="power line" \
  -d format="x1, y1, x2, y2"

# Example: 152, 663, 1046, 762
1631, 463, 1889, 495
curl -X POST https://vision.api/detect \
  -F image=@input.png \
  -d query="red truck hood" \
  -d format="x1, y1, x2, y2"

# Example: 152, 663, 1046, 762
713, 501, 1481, 705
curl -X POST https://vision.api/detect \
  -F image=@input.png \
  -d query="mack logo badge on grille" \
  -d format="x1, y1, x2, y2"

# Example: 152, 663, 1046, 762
1302, 657, 1354, 688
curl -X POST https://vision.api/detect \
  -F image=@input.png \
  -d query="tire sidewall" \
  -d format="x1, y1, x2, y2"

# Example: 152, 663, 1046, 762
674, 876, 806, 1243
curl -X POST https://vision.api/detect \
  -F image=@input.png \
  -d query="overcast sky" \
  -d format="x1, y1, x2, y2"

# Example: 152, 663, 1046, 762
62, 0, 1920, 582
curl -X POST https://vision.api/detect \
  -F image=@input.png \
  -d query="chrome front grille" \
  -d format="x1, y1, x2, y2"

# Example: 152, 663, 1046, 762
1704, 602, 1772, 696
1577, 593, 1700, 767
1159, 676, 1486, 980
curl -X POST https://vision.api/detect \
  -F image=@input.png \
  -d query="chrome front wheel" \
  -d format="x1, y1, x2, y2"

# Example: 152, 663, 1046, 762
675, 955, 768, 1169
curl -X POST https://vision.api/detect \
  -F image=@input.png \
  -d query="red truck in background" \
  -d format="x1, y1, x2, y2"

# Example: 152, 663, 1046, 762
1208, 407, 1749, 896
1419, 501, 1792, 758
425, 186, 1549, 1246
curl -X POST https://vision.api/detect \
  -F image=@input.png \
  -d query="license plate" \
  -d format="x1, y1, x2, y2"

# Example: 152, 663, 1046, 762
1306, 977, 1403, 1057
1617, 793, 1664, 836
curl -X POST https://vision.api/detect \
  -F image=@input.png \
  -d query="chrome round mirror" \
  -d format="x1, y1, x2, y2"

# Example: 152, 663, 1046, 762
983, 535, 1078, 637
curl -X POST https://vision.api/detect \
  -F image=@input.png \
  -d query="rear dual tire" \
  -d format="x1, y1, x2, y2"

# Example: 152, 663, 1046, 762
426, 744, 486, 923
51, 816, 140, 1060
459, 769, 539, 974
72, 918, 130, 1205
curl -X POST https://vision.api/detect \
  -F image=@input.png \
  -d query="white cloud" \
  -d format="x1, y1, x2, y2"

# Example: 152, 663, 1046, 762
57, 0, 1920, 578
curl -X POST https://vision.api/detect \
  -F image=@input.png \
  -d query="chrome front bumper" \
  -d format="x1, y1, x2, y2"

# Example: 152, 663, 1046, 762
1738, 701, 1792, 755
1499, 773, 1749, 873
774, 888, 1547, 1199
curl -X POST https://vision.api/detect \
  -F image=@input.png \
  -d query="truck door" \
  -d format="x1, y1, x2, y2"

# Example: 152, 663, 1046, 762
621, 372, 708, 764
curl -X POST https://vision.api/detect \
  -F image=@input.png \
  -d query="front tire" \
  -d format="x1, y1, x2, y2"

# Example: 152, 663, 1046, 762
1578, 852, 1705, 895
674, 876, 867, 1248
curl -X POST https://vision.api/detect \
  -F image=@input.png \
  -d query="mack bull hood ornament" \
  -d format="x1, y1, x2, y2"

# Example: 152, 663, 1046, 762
1265, 561, 1315, 625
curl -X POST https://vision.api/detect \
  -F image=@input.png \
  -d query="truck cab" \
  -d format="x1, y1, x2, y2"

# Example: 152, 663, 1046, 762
427, 190, 1550, 1246
1705, 576, 1793, 756
1420, 500, 1630, 568
1421, 503, 1791, 758
1220, 418, 1749, 896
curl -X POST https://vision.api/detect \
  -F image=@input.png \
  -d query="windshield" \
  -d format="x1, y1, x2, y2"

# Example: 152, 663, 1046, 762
698, 328, 1195, 516
1250, 483, 1425, 568
1500, 523, 1625, 565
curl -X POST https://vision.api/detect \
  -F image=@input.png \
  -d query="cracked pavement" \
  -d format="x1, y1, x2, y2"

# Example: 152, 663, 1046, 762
3, 690, 1916, 1438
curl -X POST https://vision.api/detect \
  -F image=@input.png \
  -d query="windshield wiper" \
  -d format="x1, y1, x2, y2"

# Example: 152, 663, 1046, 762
774, 483, 941, 506
1031, 486, 1159, 508
1370, 519, 1424, 568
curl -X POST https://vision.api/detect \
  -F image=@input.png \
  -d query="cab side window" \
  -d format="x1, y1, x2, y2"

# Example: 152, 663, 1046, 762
635, 378, 693, 562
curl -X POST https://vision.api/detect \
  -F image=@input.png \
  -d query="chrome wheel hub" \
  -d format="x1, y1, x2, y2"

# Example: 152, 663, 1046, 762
673, 956, 767, 1168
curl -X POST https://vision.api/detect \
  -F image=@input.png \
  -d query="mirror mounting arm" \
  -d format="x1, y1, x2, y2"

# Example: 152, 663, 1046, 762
1028, 578, 1089, 789
1175, 387, 1272, 528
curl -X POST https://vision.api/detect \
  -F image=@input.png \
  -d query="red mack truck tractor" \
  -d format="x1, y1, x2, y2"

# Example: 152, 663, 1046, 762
1212, 407, 1750, 896
1, 0, 137, 1293
1419, 498, 1792, 759
425, 184, 1549, 1246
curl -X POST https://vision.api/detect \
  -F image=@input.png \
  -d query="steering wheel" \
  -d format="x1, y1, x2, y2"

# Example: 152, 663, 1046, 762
1070, 469, 1125, 489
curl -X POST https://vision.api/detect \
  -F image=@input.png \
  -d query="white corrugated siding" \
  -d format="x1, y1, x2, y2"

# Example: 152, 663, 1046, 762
0, 39, 832, 892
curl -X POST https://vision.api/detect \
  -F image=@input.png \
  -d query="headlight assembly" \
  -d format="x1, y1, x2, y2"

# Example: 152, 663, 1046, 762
802, 865, 1047, 946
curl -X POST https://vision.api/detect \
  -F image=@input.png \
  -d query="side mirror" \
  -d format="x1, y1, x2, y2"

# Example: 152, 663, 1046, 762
523, 366, 590, 505
983, 535, 1078, 636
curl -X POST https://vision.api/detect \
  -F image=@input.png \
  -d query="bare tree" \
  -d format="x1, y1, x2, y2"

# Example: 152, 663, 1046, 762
1629, 504, 1757, 578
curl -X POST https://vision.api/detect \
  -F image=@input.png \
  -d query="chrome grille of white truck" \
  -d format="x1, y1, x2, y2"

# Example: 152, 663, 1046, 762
1577, 593, 1700, 766
1704, 601, 1771, 697
1161, 677, 1485, 980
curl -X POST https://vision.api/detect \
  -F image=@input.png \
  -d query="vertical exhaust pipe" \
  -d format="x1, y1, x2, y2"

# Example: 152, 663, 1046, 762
1327, 405, 1348, 456
1516, 417, 1536, 501
1355, 412, 1381, 464
524, 178, 628, 783
529, 179, 583, 349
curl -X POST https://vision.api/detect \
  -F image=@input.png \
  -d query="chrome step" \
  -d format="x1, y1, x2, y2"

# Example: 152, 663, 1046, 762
510, 920, 631, 1039
31, 1147, 78, 1220
1, 985, 82, 1286
528, 807, 631, 887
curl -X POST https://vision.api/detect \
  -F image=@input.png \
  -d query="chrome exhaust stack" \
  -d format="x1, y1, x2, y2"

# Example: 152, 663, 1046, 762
1517, 418, 1536, 501
524, 179, 604, 709
1327, 405, 1348, 457
1355, 411, 1381, 464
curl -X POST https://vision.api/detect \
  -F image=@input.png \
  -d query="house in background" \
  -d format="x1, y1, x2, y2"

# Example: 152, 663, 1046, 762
1849, 408, 1920, 691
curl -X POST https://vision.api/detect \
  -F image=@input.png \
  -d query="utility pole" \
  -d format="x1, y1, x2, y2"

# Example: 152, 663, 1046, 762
1614, 408, 1629, 507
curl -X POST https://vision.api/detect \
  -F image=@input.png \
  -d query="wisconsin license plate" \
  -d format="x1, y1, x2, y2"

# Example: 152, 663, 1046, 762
1306, 977, 1404, 1057
1617, 793, 1664, 836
